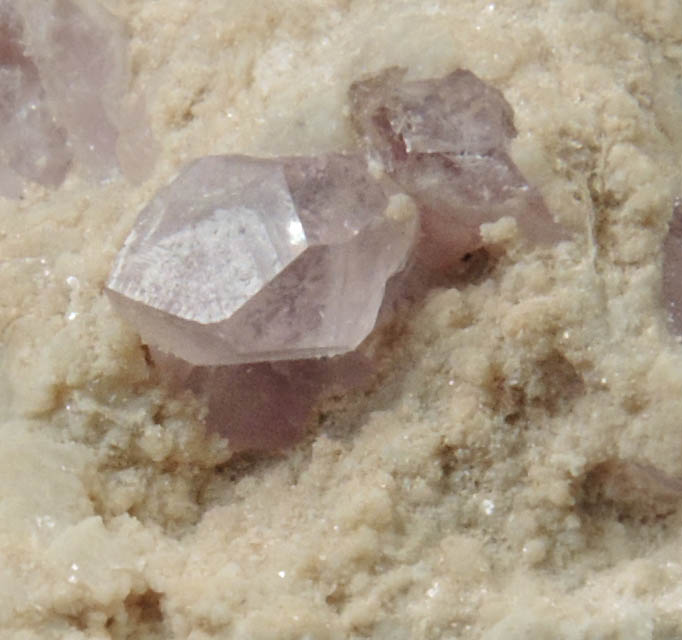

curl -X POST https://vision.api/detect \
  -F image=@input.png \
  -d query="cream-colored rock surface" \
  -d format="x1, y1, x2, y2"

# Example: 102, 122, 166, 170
2, 0, 682, 637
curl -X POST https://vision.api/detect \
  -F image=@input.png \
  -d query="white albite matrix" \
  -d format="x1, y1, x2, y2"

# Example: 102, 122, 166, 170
0, 0, 155, 197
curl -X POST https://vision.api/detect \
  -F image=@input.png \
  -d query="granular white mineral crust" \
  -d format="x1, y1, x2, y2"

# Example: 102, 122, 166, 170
350, 67, 565, 269
106, 153, 417, 366
0, 0, 155, 197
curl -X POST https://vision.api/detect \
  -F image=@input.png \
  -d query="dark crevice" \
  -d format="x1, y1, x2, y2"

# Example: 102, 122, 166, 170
578, 459, 682, 524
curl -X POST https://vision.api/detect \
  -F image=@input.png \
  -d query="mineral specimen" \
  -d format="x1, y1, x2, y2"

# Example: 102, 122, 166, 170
0, 0, 155, 197
107, 67, 566, 451
663, 197, 682, 335
106, 153, 417, 366
349, 67, 564, 270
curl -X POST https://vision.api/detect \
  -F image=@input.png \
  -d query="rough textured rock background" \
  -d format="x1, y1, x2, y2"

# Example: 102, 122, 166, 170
1, 0, 682, 638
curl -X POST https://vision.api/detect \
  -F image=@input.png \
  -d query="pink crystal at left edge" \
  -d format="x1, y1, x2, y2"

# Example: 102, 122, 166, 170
0, 1, 71, 196
0, 0, 156, 197
106, 153, 417, 366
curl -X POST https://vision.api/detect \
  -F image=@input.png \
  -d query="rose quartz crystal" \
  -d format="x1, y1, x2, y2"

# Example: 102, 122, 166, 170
107, 68, 567, 451
106, 154, 416, 366
663, 198, 682, 335
349, 67, 564, 270
0, 1, 71, 197
0, 0, 155, 197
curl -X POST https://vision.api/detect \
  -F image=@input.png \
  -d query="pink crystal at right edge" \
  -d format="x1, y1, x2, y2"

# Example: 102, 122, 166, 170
107, 153, 416, 366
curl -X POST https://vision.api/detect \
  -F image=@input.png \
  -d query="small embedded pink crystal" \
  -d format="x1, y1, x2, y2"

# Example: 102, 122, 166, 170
154, 349, 375, 451
0, 0, 156, 197
349, 67, 564, 269
350, 67, 517, 166
106, 153, 416, 366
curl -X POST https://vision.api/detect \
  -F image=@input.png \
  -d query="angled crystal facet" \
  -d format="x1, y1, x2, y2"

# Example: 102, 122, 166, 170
106, 154, 416, 366
349, 67, 565, 269
350, 67, 517, 166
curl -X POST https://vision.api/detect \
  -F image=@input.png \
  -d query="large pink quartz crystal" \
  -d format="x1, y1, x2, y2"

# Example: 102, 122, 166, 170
0, 0, 155, 197
349, 67, 564, 270
106, 153, 416, 366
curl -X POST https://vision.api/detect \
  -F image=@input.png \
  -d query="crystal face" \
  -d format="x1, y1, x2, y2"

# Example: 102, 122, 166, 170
106, 154, 417, 366
0, 0, 155, 197
349, 67, 517, 166
349, 67, 564, 269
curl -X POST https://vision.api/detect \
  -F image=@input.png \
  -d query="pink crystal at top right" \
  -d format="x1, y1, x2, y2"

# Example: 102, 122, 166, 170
350, 67, 565, 269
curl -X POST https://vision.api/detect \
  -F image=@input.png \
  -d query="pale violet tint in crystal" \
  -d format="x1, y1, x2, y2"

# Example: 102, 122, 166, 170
152, 348, 375, 452
106, 154, 417, 366
349, 67, 565, 270
0, 1, 70, 196
0, 0, 156, 196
